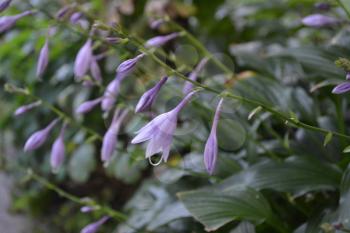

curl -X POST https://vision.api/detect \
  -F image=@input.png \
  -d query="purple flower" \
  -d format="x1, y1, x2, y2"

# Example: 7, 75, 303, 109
0, 10, 33, 33
50, 124, 66, 172
80, 216, 109, 233
132, 91, 197, 162
90, 57, 102, 83
55, 5, 70, 20
116, 53, 145, 79
302, 14, 339, 27
315, 2, 331, 11
150, 19, 165, 29
105, 37, 122, 44
101, 78, 121, 112
80, 206, 96, 213
74, 39, 93, 80
0, 0, 12, 13
135, 76, 168, 113
332, 82, 350, 94
70, 12, 83, 24
36, 39, 49, 78
183, 58, 209, 94
24, 119, 58, 152
204, 98, 223, 175
145, 32, 179, 48
76, 97, 103, 114
14, 100, 42, 116
101, 110, 128, 162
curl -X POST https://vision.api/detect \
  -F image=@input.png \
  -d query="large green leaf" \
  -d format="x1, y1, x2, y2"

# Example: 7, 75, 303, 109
218, 156, 342, 195
178, 188, 275, 231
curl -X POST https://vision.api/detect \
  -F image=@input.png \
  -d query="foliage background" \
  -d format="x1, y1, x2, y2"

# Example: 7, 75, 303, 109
1, 0, 350, 232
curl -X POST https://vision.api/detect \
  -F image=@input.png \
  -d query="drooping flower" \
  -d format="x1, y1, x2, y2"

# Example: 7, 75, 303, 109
183, 58, 209, 94
145, 32, 179, 48
302, 14, 339, 27
204, 98, 223, 175
76, 97, 103, 114
90, 57, 102, 83
332, 82, 350, 94
101, 109, 128, 162
70, 12, 83, 24
80, 216, 109, 233
50, 124, 66, 172
132, 90, 197, 162
116, 53, 145, 79
0, 10, 33, 33
135, 76, 168, 113
0, 0, 12, 13
24, 119, 58, 152
14, 100, 42, 116
101, 78, 121, 112
36, 39, 49, 79
74, 39, 93, 80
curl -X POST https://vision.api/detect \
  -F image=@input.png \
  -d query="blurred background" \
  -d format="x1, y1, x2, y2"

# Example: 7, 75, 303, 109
1, 0, 350, 232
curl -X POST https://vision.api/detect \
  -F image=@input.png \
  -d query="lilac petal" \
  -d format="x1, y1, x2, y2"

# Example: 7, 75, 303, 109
55, 5, 70, 20
14, 100, 42, 116
135, 76, 168, 113
24, 119, 58, 152
302, 14, 339, 27
70, 12, 83, 24
36, 39, 49, 78
0, 10, 33, 33
116, 53, 145, 79
332, 82, 350, 94
150, 19, 165, 29
50, 125, 66, 171
203, 98, 223, 175
80, 206, 96, 213
0, 0, 12, 13
76, 97, 102, 114
74, 39, 92, 80
90, 57, 102, 83
101, 128, 117, 162
80, 216, 109, 233
314, 3, 331, 11
101, 78, 121, 112
183, 58, 209, 94
145, 32, 179, 48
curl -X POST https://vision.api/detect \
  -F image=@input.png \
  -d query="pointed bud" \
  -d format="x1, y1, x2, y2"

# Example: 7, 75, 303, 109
183, 58, 209, 94
24, 119, 58, 152
36, 39, 49, 78
80, 206, 97, 213
302, 14, 339, 27
116, 53, 145, 79
55, 5, 70, 20
101, 78, 121, 112
70, 12, 83, 24
105, 37, 122, 44
0, 10, 33, 33
150, 19, 165, 29
135, 76, 168, 113
332, 82, 350, 94
145, 32, 179, 48
90, 57, 102, 83
50, 124, 66, 172
204, 98, 223, 175
0, 0, 12, 13
74, 39, 93, 80
80, 216, 109, 233
14, 100, 42, 116
76, 97, 103, 114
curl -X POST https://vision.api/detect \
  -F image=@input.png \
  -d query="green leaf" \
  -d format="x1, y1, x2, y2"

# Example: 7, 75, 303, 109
323, 132, 333, 147
343, 145, 350, 153
68, 144, 96, 183
231, 222, 256, 233
218, 156, 341, 195
178, 188, 273, 231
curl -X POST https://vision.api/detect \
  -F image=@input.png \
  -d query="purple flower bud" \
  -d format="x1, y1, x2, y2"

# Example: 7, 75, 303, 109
90, 57, 102, 83
332, 82, 350, 94
0, 10, 33, 33
70, 12, 83, 24
302, 14, 339, 27
0, 0, 12, 13
105, 37, 122, 44
14, 100, 42, 116
315, 2, 331, 11
135, 76, 168, 113
101, 110, 128, 162
132, 90, 197, 162
74, 39, 93, 80
55, 5, 70, 20
183, 58, 209, 94
101, 78, 121, 112
24, 119, 58, 152
150, 19, 165, 29
50, 124, 66, 172
204, 98, 223, 175
145, 32, 179, 48
80, 206, 96, 213
76, 97, 103, 114
80, 216, 109, 233
116, 53, 145, 79
36, 39, 49, 78
346, 72, 350, 80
